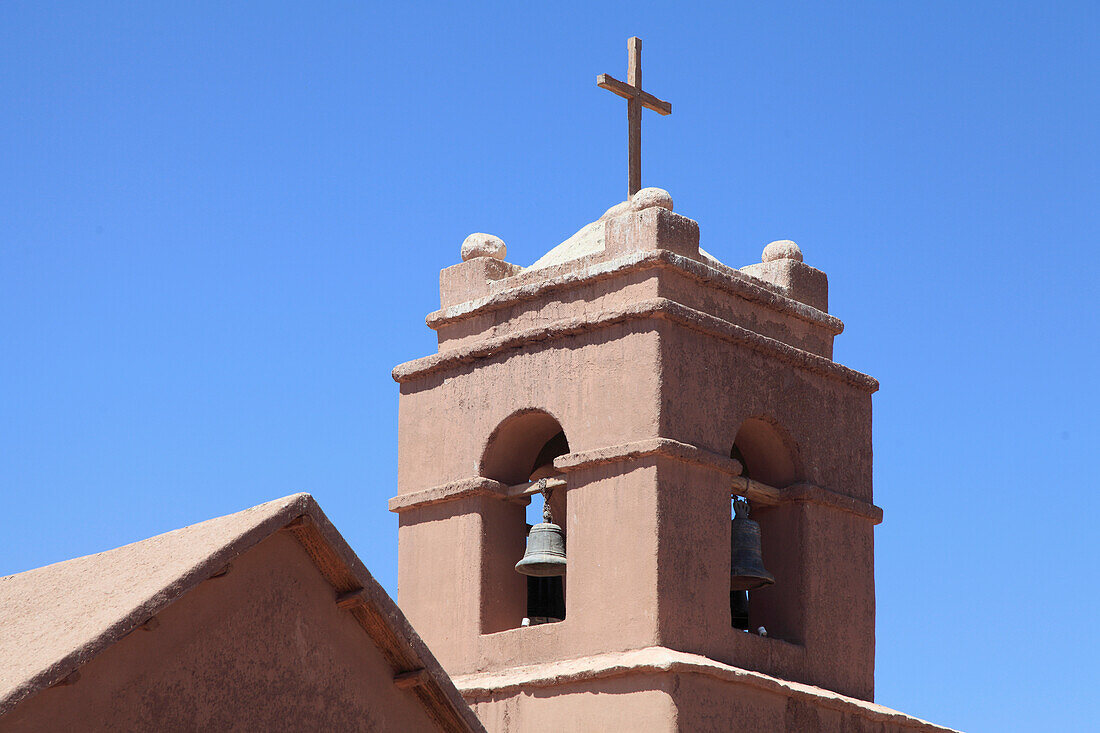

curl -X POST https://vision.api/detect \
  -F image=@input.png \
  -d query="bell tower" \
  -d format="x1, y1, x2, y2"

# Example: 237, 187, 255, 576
387, 185, 963, 731
389, 36, 956, 733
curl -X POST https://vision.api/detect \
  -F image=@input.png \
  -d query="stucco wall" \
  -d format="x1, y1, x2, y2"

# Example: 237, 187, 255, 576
1, 532, 444, 732
671, 673, 945, 732
466, 673, 678, 733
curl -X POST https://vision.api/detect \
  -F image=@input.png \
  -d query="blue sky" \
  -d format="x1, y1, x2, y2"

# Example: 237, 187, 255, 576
2, 2, 1097, 730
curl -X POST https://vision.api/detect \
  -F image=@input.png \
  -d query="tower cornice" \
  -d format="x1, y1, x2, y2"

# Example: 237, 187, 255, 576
394, 297, 877, 392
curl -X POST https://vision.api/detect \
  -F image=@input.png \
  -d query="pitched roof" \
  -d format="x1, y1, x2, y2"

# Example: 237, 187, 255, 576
0, 493, 484, 733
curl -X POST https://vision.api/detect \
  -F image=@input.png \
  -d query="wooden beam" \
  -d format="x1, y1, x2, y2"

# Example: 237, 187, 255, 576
597, 73, 633, 99
281, 515, 308, 530
208, 563, 231, 579
335, 588, 368, 610
597, 74, 671, 115
51, 670, 81, 688
393, 668, 430, 690
729, 476, 783, 506
503, 476, 567, 501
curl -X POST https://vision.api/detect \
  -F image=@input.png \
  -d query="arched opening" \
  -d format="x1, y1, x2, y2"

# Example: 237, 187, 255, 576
731, 417, 797, 488
730, 417, 798, 635
481, 410, 568, 486
480, 410, 570, 631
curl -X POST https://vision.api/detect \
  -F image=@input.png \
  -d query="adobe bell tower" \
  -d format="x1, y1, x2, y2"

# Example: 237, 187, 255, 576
390, 38, 956, 733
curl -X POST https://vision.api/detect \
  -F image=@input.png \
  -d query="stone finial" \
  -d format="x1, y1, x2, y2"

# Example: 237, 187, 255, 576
631, 187, 673, 213
598, 188, 673, 223
761, 239, 803, 263
461, 233, 507, 262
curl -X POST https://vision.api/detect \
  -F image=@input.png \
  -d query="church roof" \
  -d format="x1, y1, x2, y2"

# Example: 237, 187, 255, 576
0, 493, 484, 732
523, 188, 730, 273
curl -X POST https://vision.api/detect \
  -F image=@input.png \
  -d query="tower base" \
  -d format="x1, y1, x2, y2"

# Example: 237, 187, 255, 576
455, 647, 957, 733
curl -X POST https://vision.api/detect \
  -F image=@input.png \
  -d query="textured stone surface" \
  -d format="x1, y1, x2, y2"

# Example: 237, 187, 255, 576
461, 233, 507, 262
741, 258, 829, 313
440, 257, 523, 308
605, 206, 699, 260
762, 239, 803, 263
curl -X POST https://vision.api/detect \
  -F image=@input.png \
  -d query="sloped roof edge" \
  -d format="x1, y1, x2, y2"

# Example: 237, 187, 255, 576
0, 493, 485, 733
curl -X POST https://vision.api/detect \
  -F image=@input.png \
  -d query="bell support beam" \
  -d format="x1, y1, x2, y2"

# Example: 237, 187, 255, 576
503, 477, 567, 501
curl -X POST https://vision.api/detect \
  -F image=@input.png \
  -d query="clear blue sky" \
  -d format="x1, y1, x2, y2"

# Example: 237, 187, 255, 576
2, 3, 1097, 730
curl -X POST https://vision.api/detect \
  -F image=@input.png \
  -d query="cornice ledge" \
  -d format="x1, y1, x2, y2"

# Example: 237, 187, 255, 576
655, 300, 876, 392
553, 437, 743, 476
664, 251, 844, 335
426, 249, 843, 335
389, 477, 509, 514
785, 483, 883, 524
394, 298, 878, 393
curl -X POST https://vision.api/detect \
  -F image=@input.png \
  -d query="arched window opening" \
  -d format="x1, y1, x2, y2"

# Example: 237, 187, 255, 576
481, 413, 566, 486
729, 418, 797, 636
731, 418, 796, 489
522, 431, 569, 626
480, 413, 570, 632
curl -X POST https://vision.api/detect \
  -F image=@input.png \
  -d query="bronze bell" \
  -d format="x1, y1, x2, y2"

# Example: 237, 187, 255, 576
516, 480, 567, 577
515, 521, 567, 577
730, 497, 774, 591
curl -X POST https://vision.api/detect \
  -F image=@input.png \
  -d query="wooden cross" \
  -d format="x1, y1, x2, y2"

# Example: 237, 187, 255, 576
598, 37, 672, 198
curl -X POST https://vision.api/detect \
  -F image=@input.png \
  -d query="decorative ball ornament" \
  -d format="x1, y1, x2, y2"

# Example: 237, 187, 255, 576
761, 239, 803, 263
630, 187, 673, 212
461, 233, 507, 261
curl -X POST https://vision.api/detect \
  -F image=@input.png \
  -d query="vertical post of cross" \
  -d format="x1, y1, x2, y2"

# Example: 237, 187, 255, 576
628, 37, 642, 197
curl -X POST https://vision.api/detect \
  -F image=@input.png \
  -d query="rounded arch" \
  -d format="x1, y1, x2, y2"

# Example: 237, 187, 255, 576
730, 416, 799, 488
480, 408, 570, 486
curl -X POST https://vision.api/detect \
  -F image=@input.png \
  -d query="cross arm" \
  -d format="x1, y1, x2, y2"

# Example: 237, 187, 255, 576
596, 74, 672, 115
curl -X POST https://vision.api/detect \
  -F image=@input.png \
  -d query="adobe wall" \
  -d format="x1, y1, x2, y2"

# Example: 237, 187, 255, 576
656, 320, 874, 502
0, 532, 445, 732
396, 323, 664, 673
464, 672, 678, 733
654, 319, 878, 699
396, 323, 662, 491
671, 673, 946, 732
